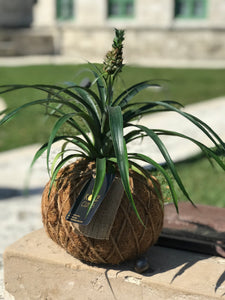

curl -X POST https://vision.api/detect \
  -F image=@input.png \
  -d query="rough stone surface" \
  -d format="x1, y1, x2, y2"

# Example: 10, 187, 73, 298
0, 195, 42, 300
4, 229, 225, 300
163, 203, 225, 233
58, 27, 225, 63
0, 29, 55, 56
158, 203, 225, 257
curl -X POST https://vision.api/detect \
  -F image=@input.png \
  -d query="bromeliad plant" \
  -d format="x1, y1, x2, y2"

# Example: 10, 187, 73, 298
0, 29, 225, 264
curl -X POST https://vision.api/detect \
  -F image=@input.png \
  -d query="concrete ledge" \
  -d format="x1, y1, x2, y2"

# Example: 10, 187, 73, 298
4, 229, 225, 300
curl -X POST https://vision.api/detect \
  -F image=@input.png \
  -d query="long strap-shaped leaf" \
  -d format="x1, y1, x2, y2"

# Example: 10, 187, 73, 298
113, 80, 161, 107
128, 123, 192, 203
123, 101, 183, 123
50, 149, 86, 176
88, 62, 107, 107
154, 129, 225, 170
30, 136, 92, 174
128, 153, 179, 212
74, 86, 100, 116
154, 101, 225, 150
122, 100, 183, 111
86, 157, 106, 216
0, 98, 84, 126
46, 113, 75, 175
0, 97, 95, 152
40, 101, 101, 151
65, 82, 103, 118
46, 113, 95, 175
29, 136, 70, 170
108, 106, 143, 224
128, 160, 163, 202
0, 83, 102, 129
49, 154, 83, 197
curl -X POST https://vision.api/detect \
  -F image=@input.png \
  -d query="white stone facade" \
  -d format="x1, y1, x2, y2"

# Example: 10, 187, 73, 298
33, 0, 225, 28
2, 0, 225, 61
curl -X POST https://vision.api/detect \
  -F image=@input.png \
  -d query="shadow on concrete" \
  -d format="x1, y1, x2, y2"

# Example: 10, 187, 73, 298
0, 187, 44, 200
215, 271, 225, 293
84, 244, 225, 298
146, 245, 225, 297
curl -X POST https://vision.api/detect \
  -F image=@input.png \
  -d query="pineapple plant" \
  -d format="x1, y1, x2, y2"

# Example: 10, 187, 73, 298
0, 29, 225, 264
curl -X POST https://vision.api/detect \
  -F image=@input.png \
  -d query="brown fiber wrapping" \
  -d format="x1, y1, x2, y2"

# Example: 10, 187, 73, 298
41, 158, 164, 264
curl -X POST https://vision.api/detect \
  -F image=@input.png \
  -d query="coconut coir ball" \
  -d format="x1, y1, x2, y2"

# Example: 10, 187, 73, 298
42, 158, 164, 264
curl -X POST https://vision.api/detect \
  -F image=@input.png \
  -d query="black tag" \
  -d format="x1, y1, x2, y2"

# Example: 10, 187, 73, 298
66, 173, 115, 225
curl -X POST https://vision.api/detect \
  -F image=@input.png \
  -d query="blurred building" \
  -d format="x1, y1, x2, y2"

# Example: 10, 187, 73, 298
1, 0, 225, 62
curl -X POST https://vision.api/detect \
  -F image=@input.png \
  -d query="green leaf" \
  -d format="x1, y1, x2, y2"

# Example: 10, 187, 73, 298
113, 81, 161, 107
0, 83, 103, 130
128, 153, 179, 212
86, 157, 106, 216
39, 102, 97, 150
154, 129, 225, 170
49, 154, 83, 197
29, 135, 92, 175
128, 123, 192, 204
123, 101, 182, 123
88, 62, 107, 106
186, 112, 225, 150
46, 113, 76, 175
154, 101, 225, 150
67, 136, 92, 157
0, 96, 85, 126
50, 148, 86, 176
29, 137, 64, 170
128, 160, 163, 202
45, 112, 99, 174
108, 106, 143, 224
66, 82, 102, 118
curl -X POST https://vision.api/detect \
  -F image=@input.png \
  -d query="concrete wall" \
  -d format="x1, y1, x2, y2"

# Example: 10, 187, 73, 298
33, 0, 225, 29
33, 0, 55, 27
136, 0, 174, 28
56, 26, 225, 63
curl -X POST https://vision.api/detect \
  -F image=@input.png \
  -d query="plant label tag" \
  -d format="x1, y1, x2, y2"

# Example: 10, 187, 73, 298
66, 173, 115, 225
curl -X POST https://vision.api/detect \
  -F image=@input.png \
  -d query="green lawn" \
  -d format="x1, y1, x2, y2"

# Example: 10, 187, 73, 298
0, 64, 225, 207
154, 154, 225, 208
176, 156, 225, 208
1, 65, 225, 151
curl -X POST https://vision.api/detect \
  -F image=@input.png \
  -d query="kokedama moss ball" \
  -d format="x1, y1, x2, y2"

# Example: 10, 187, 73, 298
42, 158, 164, 264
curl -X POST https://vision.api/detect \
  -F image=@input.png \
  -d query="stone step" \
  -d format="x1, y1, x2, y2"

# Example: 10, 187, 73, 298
0, 41, 17, 56
0, 29, 55, 56
3, 229, 225, 299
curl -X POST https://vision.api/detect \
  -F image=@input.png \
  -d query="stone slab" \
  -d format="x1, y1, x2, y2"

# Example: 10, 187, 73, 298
4, 229, 225, 299
0, 193, 42, 300
158, 203, 225, 257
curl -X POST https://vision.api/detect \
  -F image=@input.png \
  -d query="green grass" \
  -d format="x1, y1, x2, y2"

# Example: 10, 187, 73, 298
1, 65, 225, 151
176, 157, 225, 208
155, 154, 225, 208
0, 64, 225, 207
